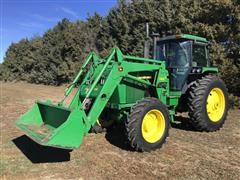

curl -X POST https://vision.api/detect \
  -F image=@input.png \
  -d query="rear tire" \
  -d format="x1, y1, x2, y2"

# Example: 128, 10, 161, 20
188, 76, 228, 131
125, 97, 170, 152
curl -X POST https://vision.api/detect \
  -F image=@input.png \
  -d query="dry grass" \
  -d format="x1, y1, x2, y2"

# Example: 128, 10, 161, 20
0, 82, 240, 180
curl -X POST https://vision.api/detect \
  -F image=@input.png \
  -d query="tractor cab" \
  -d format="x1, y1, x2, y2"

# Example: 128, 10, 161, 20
153, 34, 209, 91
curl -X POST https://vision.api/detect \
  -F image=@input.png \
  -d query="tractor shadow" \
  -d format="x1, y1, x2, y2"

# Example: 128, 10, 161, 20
105, 124, 135, 152
12, 135, 71, 163
105, 116, 198, 151
171, 115, 198, 131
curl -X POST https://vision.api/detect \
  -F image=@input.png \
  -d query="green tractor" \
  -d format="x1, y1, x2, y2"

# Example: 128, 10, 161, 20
16, 33, 228, 152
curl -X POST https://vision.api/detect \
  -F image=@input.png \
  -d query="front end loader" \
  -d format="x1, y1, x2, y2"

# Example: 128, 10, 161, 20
16, 34, 228, 151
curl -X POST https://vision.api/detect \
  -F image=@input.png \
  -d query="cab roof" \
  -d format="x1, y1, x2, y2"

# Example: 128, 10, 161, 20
159, 34, 208, 43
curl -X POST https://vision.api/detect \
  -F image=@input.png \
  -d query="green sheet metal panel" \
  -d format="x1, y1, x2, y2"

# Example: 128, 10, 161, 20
109, 82, 145, 106
125, 83, 145, 103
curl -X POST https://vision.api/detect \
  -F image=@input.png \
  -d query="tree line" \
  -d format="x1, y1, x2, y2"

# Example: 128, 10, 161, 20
0, 0, 239, 106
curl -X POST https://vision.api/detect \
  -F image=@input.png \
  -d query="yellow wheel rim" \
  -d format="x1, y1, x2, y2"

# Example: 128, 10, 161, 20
141, 109, 165, 143
206, 88, 225, 122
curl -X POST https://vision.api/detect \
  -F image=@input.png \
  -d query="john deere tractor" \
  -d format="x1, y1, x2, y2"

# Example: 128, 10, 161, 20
16, 33, 228, 152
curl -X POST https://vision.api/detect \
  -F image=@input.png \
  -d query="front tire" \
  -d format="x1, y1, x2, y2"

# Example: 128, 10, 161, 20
125, 97, 170, 152
188, 76, 228, 131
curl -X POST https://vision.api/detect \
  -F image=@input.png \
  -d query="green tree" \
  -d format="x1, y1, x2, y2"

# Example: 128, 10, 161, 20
0, 0, 239, 102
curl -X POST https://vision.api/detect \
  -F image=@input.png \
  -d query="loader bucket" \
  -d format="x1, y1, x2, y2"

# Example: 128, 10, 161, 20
16, 101, 86, 149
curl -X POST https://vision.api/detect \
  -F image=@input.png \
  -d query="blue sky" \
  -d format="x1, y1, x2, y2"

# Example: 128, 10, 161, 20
0, 0, 117, 63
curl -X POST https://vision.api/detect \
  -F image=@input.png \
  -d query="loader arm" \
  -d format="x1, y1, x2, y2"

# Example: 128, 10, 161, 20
68, 48, 167, 127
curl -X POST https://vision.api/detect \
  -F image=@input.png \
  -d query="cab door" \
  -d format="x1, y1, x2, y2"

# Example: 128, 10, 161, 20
165, 41, 192, 90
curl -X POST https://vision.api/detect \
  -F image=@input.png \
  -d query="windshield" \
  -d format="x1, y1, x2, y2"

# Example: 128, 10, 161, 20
156, 41, 191, 68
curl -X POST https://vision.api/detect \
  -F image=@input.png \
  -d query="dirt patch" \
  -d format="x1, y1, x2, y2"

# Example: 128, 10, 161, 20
0, 82, 240, 179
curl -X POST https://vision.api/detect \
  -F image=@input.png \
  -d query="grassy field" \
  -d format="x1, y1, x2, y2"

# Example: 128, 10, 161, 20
0, 82, 240, 180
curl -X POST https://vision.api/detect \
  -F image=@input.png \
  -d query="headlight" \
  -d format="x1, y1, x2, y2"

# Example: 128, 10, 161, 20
191, 67, 202, 73
197, 68, 201, 73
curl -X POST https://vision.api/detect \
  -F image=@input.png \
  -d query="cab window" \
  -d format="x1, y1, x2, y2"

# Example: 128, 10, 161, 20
192, 44, 208, 67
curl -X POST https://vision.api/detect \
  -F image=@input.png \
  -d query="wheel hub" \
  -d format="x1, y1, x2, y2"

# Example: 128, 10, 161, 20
206, 88, 225, 122
141, 109, 165, 143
